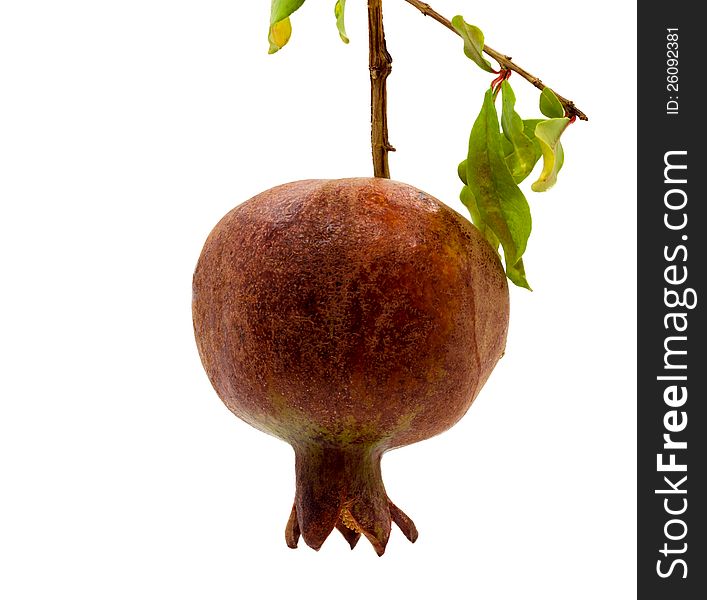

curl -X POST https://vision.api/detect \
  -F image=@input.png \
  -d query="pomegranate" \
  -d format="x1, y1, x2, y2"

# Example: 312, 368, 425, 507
192, 178, 509, 555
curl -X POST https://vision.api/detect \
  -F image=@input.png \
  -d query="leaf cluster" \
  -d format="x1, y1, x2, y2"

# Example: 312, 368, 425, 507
453, 19, 571, 289
264, 7, 575, 290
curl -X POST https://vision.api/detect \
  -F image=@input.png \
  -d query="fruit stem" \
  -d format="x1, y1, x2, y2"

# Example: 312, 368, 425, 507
401, 0, 589, 122
368, 0, 395, 178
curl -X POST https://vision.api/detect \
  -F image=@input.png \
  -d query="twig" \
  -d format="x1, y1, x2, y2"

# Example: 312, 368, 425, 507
402, 0, 588, 121
368, 0, 395, 178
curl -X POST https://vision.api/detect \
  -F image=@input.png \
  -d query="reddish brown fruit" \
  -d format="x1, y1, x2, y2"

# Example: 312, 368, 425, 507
192, 178, 509, 554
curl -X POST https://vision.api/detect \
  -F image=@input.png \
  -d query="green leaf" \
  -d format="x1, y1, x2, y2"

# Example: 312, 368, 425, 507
500, 81, 539, 183
269, 0, 306, 54
507, 257, 532, 290
531, 118, 569, 192
523, 119, 543, 160
539, 87, 564, 118
458, 159, 468, 185
451, 16, 495, 73
460, 185, 499, 249
465, 89, 532, 282
334, 0, 349, 44
460, 185, 481, 231
500, 135, 513, 158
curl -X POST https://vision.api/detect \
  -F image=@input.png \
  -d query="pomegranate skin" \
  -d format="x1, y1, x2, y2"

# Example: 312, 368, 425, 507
192, 177, 509, 553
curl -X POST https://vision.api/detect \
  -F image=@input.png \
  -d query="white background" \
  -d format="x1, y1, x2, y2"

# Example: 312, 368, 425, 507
0, 1, 636, 598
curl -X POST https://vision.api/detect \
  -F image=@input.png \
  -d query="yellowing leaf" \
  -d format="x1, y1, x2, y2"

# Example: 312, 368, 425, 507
531, 118, 570, 192
523, 119, 543, 160
334, 0, 349, 44
500, 81, 539, 183
268, 17, 293, 54
268, 0, 306, 54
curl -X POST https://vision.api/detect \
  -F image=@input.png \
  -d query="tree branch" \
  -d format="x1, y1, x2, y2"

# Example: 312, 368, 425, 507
402, 0, 588, 121
368, 0, 395, 178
